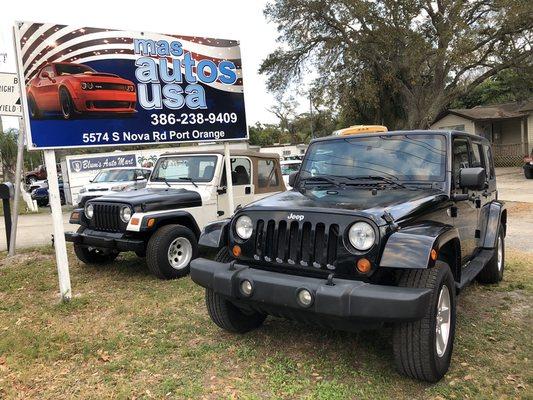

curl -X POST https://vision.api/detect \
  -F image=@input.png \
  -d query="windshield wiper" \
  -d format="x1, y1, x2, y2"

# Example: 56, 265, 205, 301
178, 177, 198, 188
346, 176, 408, 189
161, 177, 171, 188
299, 175, 341, 188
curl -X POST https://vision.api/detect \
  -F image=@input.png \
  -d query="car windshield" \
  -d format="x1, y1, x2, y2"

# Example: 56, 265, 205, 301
281, 163, 301, 175
300, 134, 446, 182
151, 155, 218, 182
55, 63, 95, 75
93, 169, 135, 183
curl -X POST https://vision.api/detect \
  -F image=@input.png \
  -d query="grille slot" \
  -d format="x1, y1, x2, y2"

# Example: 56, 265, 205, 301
255, 219, 339, 269
90, 203, 123, 232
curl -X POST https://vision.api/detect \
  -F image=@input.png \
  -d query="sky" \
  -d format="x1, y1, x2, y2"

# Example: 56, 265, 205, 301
0, 0, 295, 130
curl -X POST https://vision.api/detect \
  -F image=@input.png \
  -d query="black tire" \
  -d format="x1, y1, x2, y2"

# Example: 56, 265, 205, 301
36, 199, 48, 207
59, 87, 76, 120
477, 226, 504, 284
205, 248, 266, 333
73, 228, 119, 265
524, 167, 533, 179
393, 261, 456, 382
28, 95, 42, 119
146, 224, 198, 279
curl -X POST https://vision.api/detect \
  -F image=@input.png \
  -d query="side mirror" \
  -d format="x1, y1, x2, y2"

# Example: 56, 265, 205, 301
459, 167, 486, 191
288, 172, 299, 187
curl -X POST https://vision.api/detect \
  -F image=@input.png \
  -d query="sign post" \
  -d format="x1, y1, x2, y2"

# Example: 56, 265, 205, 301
8, 117, 24, 256
223, 142, 235, 214
43, 150, 71, 300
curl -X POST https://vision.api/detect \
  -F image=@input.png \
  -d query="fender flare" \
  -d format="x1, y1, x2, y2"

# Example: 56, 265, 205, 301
379, 223, 461, 274
197, 218, 231, 258
136, 210, 201, 238
480, 201, 506, 249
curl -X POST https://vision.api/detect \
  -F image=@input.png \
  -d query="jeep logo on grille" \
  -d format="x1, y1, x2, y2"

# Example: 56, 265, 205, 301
287, 213, 304, 221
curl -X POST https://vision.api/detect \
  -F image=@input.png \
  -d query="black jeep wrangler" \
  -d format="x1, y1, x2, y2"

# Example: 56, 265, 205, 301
190, 130, 506, 382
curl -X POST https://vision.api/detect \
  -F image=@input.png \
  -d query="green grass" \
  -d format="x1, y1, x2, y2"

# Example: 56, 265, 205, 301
0, 247, 531, 399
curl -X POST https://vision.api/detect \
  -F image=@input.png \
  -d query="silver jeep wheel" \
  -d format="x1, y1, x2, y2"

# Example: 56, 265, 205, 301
436, 285, 451, 357
167, 237, 193, 270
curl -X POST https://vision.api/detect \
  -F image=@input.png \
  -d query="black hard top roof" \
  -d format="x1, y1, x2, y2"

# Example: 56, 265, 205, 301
311, 129, 490, 145
160, 148, 280, 159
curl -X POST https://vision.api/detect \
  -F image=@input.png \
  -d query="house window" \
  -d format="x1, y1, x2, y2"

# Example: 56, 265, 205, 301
439, 125, 465, 131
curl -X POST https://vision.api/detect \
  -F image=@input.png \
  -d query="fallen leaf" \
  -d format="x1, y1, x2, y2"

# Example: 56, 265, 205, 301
464, 375, 474, 381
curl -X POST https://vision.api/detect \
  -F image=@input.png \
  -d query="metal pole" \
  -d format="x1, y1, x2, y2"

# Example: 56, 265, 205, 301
8, 117, 25, 256
309, 92, 314, 140
223, 142, 235, 215
43, 149, 71, 302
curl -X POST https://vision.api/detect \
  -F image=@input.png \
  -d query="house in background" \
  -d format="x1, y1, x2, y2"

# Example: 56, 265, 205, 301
431, 100, 533, 166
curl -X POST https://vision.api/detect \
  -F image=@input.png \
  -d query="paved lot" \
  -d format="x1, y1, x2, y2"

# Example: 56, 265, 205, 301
496, 167, 532, 203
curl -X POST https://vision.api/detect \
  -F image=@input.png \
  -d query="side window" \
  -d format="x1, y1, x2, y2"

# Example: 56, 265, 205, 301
470, 143, 485, 169
258, 159, 279, 189
483, 145, 495, 179
221, 157, 251, 186
143, 169, 151, 179
41, 66, 55, 78
452, 139, 470, 188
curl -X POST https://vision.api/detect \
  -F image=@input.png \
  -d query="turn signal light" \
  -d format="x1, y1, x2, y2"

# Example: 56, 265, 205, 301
70, 211, 80, 222
130, 217, 140, 226
147, 218, 155, 228
356, 258, 372, 274
232, 245, 242, 258
430, 249, 438, 261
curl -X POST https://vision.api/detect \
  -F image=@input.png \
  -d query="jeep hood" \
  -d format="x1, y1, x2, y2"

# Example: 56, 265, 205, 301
88, 187, 202, 212
244, 188, 449, 225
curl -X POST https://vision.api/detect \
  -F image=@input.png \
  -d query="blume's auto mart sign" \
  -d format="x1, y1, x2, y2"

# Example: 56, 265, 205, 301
68, 154, 136, 173
15, 22, 248, 149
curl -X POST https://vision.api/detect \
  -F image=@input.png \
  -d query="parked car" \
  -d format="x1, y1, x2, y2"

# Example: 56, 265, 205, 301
76, 167, 152, 207
26, 62, 136, 120
65, 150, 285, 279
25, 165, 47, 184
25, 163, 62, 185
190, 129, 506, 383
31, 180, 65, 207
280, 159, 302, 189
28, 179, 48, 193
523, 149, 533, 179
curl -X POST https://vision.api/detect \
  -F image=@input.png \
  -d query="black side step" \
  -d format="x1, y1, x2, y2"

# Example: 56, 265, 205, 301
456, 249, 494, 292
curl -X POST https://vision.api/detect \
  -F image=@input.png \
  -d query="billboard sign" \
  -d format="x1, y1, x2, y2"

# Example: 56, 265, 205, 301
14, 22, 247, 149
0, 73, 22, 116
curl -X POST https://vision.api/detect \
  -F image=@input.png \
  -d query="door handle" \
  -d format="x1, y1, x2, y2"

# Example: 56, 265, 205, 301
245, 186, 251, 195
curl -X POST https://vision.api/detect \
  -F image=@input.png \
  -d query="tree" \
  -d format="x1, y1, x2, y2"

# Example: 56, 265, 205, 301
0, 129, 17, 182
260, 0, 533, 129
268, 95, 300, 143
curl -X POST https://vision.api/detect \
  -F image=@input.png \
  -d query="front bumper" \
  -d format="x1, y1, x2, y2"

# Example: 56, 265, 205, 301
65, 228, 144, 252
191, 258, 432, 322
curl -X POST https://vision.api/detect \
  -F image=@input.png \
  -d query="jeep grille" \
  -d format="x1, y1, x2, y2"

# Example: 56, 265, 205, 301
254, 219, 339, 269
89, 203, 125, 232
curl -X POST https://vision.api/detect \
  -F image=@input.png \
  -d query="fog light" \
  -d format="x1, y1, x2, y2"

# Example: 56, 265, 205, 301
232, 245, 242, 257
297, 289, 313, 307
356, 258, 372, 274
240, 280, 253, 296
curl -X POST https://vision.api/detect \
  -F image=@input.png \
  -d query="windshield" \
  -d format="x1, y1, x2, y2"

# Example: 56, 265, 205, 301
281, 163, 301, 175
55, 63, 95, 75
93, 169, 135, 183
151, 155, 218, 182
300, 134, 446, 182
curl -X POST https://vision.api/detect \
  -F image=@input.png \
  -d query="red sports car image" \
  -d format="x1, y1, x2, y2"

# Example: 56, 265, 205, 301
26, 62, 136, 120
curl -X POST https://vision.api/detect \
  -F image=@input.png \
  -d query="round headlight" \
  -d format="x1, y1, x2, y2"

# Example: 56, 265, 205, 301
120, 206, 132, 223
85, 203, 94, 219
235, 215, 253, 240
348, 222, 376, 251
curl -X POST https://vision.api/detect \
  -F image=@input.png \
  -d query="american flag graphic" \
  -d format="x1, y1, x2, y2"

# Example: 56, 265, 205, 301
17, 22, 243, 93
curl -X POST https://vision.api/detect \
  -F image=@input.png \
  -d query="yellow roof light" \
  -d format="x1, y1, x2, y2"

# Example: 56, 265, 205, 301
333, 125, 388, 136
